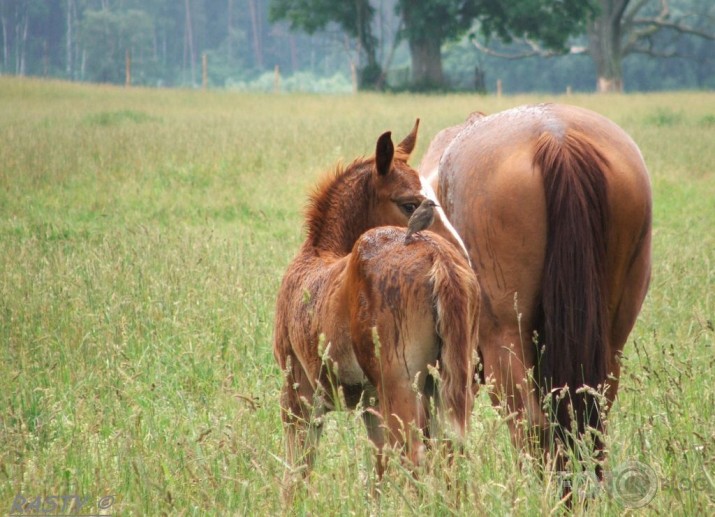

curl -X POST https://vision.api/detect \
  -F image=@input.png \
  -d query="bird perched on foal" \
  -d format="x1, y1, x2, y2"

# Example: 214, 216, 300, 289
405, 199, 438, 241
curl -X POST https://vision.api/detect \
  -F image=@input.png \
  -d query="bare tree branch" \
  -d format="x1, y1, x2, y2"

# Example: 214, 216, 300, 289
631, 18, 715, 41
622, 0, 655, 33
629, 46, 677, 58
623, 21, 661, 55
611, 0, 634, 25
622, 0, 672, 50
622, 0, 715, 56
469, 34, 587, 60
469, 37, 542, 59
628, 34, 678, 58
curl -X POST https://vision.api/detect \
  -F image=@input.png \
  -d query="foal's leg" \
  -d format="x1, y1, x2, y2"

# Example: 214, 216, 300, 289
361, 394, 432, 475
280, 354, 325, 490
362, 408, 386, 479
377, 370, 428, 468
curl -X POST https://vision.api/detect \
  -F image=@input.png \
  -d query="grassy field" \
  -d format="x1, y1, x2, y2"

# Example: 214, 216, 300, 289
0, 77, 713, 516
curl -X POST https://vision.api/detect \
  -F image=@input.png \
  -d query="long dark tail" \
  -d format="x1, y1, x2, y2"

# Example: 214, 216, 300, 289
533, 129, 610, 442
429, 254, 480, 439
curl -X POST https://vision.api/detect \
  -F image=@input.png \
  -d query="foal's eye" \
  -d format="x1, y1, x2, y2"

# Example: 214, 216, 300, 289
402, 203, 417, 215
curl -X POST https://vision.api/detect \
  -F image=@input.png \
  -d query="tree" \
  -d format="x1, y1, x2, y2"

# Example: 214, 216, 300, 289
587, 0, 715, 92
269, 0, 595, 91
0, 0, 49, 76
472, 0, 715, 92
269, 0, 381, 89
397, 0, 476, 89
399, 0, 595, 90
79, 8, 153, 84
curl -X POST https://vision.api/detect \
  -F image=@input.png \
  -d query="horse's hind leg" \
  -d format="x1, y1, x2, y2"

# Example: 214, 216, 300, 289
607, 231, 652, 405
361, 380, 426, 472
376, 372, 428, 468
480, 326, 547, 457
362, 407, 386, 480
279, 354, 325, 494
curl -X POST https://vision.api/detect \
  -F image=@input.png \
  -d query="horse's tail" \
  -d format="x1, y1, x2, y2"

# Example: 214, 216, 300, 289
429, 252, 480, 438
533, 129, 610, 440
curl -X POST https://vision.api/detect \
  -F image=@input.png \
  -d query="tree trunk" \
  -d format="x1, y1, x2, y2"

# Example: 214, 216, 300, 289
355, 0, 381, 90
227, 0, 233, 62
2, 15, 8, 73
289, 34, 297, 73
247, 0, 263, 70
71, 0, 80, 81
408, 35, 443, 90
152, 24, 158, 61
43, 40, 49, 76
184, 0, 196, 84
19, 10, 28, 76
587, 0, 628, 93
65, 0, 73, 77
14, 16, 18, 74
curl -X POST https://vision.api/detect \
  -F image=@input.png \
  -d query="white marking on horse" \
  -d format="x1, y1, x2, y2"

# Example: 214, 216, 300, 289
420, 178, 471, 266
425, 166, 439, 189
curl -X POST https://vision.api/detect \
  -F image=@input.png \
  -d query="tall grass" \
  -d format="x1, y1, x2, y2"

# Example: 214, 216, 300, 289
1, 78, 713, 515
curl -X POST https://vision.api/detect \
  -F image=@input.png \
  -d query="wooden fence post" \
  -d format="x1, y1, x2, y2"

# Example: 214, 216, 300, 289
274, 65, 281, 93
202, 52, 208, 90
350, 62, 358, 94
125, 49, 131, 87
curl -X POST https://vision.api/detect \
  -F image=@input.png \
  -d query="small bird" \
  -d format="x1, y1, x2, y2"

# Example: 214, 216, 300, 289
405, 199, 438, 242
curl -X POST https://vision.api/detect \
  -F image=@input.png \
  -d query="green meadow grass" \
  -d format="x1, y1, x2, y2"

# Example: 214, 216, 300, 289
1, 77, 713, 515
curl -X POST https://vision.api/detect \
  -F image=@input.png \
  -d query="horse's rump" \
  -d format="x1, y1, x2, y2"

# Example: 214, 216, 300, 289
347, 226, 479, 437
429, 103, 652, 466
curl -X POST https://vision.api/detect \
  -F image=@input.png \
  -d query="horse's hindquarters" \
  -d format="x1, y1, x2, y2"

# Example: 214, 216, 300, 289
347, 228, 442, 391
435, 103, 652, 459
348, 226, 478, 447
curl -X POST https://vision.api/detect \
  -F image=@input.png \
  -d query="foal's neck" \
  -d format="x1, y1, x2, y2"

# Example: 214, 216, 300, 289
306, 166, 373, 257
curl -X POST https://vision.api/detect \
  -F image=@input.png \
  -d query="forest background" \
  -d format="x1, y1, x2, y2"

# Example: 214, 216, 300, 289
1, 0, 714, 94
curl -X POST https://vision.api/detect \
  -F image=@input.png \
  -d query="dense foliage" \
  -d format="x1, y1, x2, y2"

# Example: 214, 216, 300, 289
0, 0, 713, 91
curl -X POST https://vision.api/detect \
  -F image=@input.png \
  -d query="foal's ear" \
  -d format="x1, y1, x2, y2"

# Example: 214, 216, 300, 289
396, 118, 420, 159
375, 131, 394, 176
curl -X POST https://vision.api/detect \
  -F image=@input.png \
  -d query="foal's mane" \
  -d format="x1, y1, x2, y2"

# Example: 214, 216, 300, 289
304, 157, 374, 251
303, 139, 413, 253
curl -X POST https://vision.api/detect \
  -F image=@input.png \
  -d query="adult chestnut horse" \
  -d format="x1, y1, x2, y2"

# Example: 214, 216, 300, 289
420, 104, 652, 469
274, 123, 479, 489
